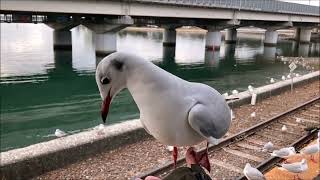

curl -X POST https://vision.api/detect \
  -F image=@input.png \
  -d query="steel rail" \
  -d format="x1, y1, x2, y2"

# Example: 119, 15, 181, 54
137, 96, 320, 179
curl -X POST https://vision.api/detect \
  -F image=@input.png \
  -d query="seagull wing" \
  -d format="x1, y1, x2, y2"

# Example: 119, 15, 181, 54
245, 167, 266, 180
188, 103, 229, 143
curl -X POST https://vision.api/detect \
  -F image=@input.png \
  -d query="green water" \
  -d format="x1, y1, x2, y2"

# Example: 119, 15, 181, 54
0, 24, 319, 152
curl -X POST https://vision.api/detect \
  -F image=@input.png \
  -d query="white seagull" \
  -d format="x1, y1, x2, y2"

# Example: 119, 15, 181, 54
243, 163, 266, 180
95, 52, 231, 172
232, 90, 239, 95
248, 85, 254, 93
262, 141, 274, 152
55, 129, 67, 138
281, 125, 287, 132
250, 112, 256, 118
270, 78, 275, 83
278, 159, 308, 179
281, 76, 286, 81
271, 147, 296, 158
300, 132, 320, 163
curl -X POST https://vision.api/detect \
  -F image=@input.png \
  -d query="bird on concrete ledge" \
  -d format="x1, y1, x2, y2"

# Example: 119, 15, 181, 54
95, 52, 231, 172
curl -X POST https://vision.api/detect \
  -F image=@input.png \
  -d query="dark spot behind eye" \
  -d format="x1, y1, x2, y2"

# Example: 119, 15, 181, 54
101, 77, 110, 84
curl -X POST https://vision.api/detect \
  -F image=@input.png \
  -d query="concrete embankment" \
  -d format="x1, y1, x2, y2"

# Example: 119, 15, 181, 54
1, 71, 319, 179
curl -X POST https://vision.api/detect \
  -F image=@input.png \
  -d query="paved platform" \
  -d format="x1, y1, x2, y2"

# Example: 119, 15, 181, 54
265, 139, 320, 180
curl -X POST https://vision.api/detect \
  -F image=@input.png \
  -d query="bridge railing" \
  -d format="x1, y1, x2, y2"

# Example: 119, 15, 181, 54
137, 0, 319, 16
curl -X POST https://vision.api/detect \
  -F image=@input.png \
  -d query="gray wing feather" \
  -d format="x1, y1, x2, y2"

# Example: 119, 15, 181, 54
188, 104, 230, 139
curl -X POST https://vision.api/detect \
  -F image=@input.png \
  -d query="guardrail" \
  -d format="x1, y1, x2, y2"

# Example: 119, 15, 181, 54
137, 0, 319, 16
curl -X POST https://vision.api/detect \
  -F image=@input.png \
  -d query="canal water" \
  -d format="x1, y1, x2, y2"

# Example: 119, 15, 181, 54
1, 24, 319, 152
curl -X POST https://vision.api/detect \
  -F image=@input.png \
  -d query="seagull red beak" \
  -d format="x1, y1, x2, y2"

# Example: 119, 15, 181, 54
101, 90, 112, 123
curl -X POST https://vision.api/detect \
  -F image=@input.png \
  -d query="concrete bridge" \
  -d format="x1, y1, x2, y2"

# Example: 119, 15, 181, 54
1, 0, 319, 56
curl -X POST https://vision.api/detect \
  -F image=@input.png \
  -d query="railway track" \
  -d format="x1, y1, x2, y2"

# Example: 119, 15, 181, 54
137, 96, 320, 179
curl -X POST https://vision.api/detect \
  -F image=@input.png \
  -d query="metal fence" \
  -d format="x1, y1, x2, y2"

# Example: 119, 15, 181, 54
136, 0, 319, 16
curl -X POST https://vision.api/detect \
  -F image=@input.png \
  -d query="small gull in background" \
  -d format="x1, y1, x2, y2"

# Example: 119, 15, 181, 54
94, 124, 105, 131
281, 125, 287, 132
222, 92, 229, 99
278, 159, 308, 179
262, 142, 274, 152
166, 145, 174, 152
232, 90, 239, 95
282, 76, 286, 81
55, 129, 67, 138
295, 118, 303, 124
287, 74, 291, 79
271, 147, 296, 158
243, 163, 266, 180
295, 73, 300, 77
270, 78, 275, 83
248, 85, 254, 93
250, 112, 256, 118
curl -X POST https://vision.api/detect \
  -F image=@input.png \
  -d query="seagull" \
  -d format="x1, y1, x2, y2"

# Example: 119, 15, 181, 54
94, 124, 105, 131
281, 76, 286, 81
243, 163, 266, 180
262, 141, 274, 152
232, 90, 239, 95
300, 133, 320, 163
250, 112, 256, 118
271, 147, 296, 158
95, 52, 231, 172
166, 145, 174, 152
295, 73, 300, 77
287, 74, 291, 79
278, 159, 308, 179
296, 118, 302, 123
248, 85, 254, 93
55, 129, 67, 137
270, 78, 275, 83
222, 92, 229, 98
281, 125, 287, 132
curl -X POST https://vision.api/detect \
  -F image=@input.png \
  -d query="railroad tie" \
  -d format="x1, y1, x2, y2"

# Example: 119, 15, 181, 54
210, 159, 243, 174
222, 148, 264, 162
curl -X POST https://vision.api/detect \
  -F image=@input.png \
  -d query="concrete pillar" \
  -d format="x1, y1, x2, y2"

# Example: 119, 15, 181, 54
225, 28, 237, 44
204, 50, 220, 67
53, 30, 72, 50
95, 32, 117, 56
163, 28, 176, 47
298, 43, 309, 57
263, 46, 276, 60
206, 31, 222, 50
162, 28, 176, 59
264, 30, 278, 46
295, 28, 312, 43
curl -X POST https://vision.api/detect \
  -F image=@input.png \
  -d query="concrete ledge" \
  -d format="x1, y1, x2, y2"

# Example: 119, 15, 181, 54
1, 71, 319, 179
1, 120, 149, 179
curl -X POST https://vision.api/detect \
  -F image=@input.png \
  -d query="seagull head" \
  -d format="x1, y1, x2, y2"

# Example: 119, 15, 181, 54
96, 53, 127, 123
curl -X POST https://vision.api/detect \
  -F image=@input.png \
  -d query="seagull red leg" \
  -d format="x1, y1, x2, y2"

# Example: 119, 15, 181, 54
173, 146, 178, 168
196, 142, 211, 172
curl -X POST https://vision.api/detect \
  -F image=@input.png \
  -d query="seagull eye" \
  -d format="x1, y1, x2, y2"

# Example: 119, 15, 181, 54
101, 77, 110, 85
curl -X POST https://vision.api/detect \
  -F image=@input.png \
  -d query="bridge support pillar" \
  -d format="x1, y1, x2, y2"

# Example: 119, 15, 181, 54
225, 29, 237, 44
264, 30, 278, 46
295, 28, 311, 43
163, 28, 176, 47
206, 30, 221, 50
95, 32, 117, 56
162, 28, 176, 59
53, 30, 72, 50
